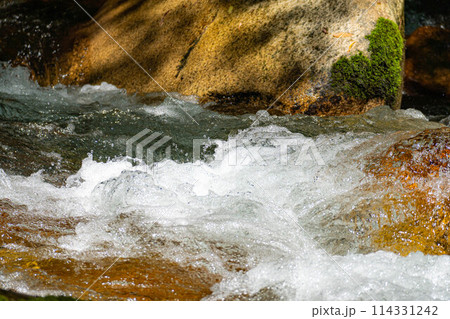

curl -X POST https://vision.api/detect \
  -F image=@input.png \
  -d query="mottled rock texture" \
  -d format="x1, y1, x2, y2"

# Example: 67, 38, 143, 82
1, 0, 405, 115
354, 128, 450, 256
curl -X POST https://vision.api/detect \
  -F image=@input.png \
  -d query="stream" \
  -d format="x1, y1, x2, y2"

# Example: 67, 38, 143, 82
0, 64, 449, 300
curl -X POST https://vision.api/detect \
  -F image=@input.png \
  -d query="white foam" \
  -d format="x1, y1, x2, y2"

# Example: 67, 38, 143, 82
80, 82, 121, 93
1, 64, 448, 299
2, 126, 449, 300
395, 108, 428, 120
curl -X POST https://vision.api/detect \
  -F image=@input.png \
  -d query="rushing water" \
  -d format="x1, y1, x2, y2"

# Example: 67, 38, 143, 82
0, 64, 449, 300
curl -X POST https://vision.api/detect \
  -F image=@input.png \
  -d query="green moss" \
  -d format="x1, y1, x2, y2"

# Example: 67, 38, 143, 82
331, 18, 404, 106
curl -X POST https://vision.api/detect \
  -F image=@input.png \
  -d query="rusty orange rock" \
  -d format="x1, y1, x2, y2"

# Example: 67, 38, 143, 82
364, 128, 450, 256
404, 26, 450, 96
0, 200, 220, 300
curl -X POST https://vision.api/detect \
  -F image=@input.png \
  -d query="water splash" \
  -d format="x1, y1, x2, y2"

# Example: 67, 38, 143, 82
0, 64, 448, 300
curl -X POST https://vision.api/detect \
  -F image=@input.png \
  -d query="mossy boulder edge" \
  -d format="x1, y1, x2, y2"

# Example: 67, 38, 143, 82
330, 18, 404, 108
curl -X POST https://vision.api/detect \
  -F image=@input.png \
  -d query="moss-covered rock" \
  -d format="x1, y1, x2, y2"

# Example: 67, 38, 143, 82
330, 18, 404, 107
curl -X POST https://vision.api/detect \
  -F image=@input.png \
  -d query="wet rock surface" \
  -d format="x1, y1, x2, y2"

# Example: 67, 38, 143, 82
302, 127, 449, 256
404, 26, 450, 96
365, 127, 450, 255
0, 1, 106, 82
0, 199, 220, 300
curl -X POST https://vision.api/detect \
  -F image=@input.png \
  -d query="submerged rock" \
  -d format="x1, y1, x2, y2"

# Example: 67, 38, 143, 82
0, 199, 220, 300
404, 26, 450, 96
345, 128, 450, 256
2, 0, 405, 115
302, 127, 449, 256
364, 127, 450, 255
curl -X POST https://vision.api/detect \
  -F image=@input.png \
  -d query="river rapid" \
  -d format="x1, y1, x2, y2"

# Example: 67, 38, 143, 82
0, 64, 449, 300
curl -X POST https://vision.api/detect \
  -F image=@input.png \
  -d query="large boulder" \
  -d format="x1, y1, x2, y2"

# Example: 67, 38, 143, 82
2, 0, 405, 115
